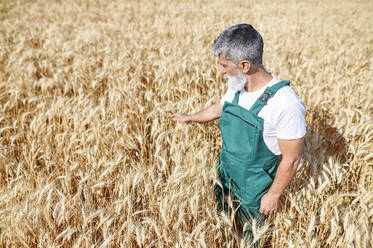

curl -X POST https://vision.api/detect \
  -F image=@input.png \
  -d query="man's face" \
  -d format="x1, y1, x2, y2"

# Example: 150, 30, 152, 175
218, 54, 247, 91
218, 53, 238, 76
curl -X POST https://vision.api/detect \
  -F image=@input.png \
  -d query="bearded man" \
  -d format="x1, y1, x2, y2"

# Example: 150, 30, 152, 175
173, 24, 306, 242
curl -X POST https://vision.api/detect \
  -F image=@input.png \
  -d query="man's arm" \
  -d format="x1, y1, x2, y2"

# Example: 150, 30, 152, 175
172, 102, 223, 122
260, 137, 304, 215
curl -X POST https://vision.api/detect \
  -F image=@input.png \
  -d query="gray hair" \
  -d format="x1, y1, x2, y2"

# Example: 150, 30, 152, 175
212, 24, 264, 65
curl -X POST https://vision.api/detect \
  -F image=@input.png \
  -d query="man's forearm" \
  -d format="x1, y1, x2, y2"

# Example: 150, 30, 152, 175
188, 102, 222, 122
260, 137, 303, 215
267, 157, 300, 197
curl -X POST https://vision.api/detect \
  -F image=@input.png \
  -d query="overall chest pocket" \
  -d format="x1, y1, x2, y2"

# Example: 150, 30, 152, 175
220, 110, 259, 159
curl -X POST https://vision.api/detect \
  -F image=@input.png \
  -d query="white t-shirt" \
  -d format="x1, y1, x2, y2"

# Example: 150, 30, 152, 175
220, 74, 306, 155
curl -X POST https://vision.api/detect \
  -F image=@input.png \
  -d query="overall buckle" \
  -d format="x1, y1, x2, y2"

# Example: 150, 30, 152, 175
260, 92, 271, 103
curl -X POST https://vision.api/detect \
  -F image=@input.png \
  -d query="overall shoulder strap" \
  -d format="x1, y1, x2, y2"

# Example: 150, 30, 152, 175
232, 91, 240, 104
249, 80, 290, 115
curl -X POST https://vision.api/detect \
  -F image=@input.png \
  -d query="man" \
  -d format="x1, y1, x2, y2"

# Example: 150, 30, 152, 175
173, 24, 306, 241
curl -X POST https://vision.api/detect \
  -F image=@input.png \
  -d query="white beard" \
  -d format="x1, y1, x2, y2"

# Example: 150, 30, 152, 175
225, 70, 247, 91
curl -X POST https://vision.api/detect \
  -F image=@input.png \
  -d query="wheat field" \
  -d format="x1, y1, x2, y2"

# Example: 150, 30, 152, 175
0, 0, 372, 247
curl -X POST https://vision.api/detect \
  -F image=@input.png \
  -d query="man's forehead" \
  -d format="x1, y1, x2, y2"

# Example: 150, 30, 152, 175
218, 54, 228, 63
218, 54, 233, 65
218, 53, 225, 61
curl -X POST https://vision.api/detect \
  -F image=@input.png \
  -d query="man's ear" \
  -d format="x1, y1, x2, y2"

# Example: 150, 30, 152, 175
239, 60, 251, 74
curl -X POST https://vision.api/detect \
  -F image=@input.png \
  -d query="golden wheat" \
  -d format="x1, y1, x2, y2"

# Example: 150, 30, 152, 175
0, 0, 372, 247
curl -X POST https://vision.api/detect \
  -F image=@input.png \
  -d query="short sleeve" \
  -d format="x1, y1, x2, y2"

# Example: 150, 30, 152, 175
275, 101, 307, 140
220, 87, 236, 105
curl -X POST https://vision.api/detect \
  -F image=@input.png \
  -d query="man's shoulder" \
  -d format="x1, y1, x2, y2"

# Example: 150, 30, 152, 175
269, 84, 305, 110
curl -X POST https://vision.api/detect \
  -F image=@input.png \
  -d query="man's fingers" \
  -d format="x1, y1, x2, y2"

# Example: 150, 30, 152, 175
172, 113, 188, 122
268, 209, 277, 215
172, 113, 182, 120
173, 113, 191, 122
260, 208, 276, 215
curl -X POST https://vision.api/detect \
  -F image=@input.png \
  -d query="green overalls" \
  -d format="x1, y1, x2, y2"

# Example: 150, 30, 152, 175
214, 80, 290, 242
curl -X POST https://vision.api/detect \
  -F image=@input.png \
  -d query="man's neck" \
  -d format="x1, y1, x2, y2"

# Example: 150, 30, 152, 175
244, 67, 273, 93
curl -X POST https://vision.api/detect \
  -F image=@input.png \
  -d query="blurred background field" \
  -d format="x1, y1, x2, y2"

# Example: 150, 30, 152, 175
0, 0, 372, 247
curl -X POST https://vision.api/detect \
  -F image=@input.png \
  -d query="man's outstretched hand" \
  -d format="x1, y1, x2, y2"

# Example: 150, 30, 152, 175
172, 113, 191, 122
